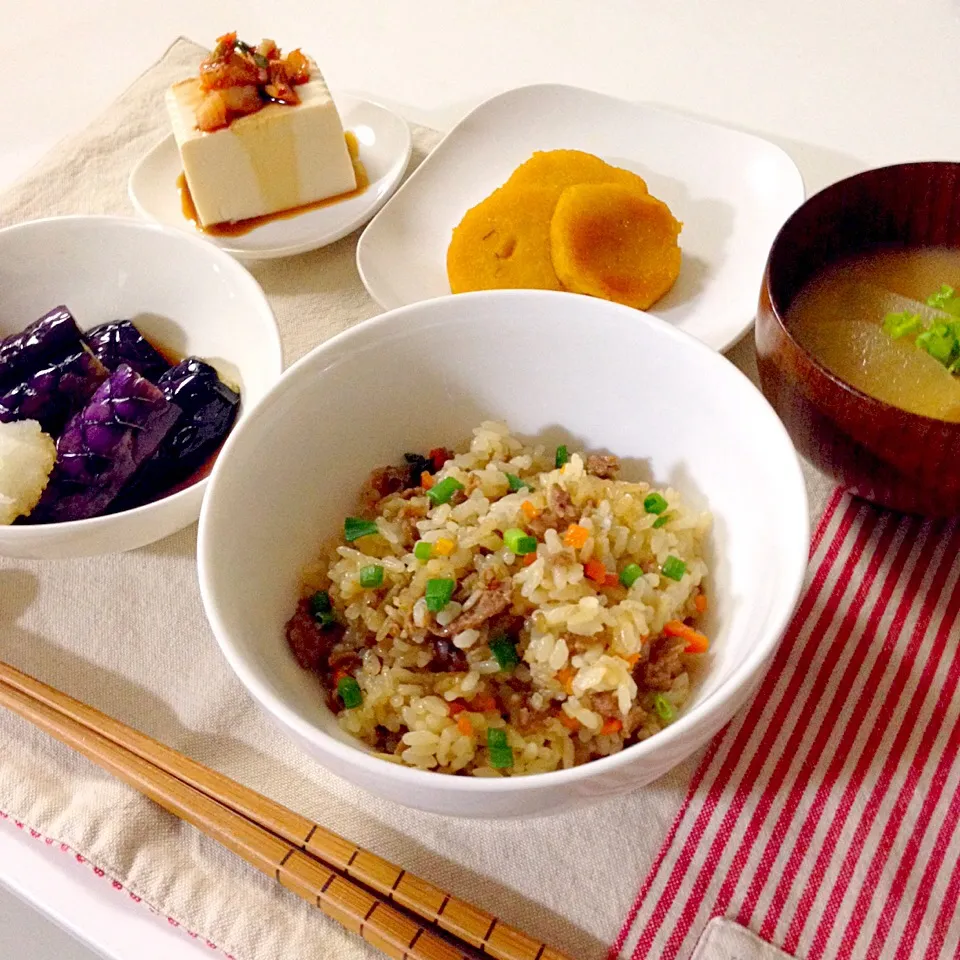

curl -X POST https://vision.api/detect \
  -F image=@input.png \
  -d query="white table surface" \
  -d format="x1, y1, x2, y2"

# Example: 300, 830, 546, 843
4, 1, 960, 957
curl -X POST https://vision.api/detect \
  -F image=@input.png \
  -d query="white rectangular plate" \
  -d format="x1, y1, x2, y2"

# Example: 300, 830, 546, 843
356, 84, 805, 352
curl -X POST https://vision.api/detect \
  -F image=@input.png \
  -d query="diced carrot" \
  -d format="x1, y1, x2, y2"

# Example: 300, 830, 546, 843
557, 667, 575, 695
563, 524, 590, 549
694, 593, 708, 614
521, 500, 539, 520
447, 700, 467, 716
472, 694, 497, 712
663, 619, 710, 654
600, 717, 623, 736
522, 552, 538, 567
558, 711, 580, 731
684, 633, 710, 654
604, 573, 620, 587
584, 558, 607, 583
626, 653, 641, 668
332, 669, 350, 685
456, 714, 473, 736
434, 537, 455, 556
421, 471, 435, 490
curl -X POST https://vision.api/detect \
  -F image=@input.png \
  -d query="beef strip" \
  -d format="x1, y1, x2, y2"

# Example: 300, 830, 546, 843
527, 486, 579, 537
375, 726, 404, 754
585, 454, 620, 479
327, 650, 363, 676
622, 704, 650, 738
640, 636, 687, 690
357, 464, 409, 516
284, 598, 343, 671
429, 580, 513, 637
427, 637, 469, 671
590, 691, 620, 716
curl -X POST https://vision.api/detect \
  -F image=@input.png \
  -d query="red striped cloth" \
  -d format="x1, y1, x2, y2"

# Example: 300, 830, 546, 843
609, 490, 960, 960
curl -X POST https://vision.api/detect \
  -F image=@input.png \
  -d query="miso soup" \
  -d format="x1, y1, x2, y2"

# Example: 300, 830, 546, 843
786, 246, 960, 422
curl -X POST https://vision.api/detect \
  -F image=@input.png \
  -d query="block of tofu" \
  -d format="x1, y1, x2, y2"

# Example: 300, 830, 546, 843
165, 64, 357, 226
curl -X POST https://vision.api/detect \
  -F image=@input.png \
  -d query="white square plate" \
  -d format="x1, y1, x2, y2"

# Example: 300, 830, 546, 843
356, 84, 805, 351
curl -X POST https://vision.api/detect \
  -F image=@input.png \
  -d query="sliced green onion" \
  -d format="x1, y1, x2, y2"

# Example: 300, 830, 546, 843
337, 676, 363, 709
359, 565, 384, 588
506, 473, 528, 493
489, 635, 520, 670
487, 728, 514, 769
427, 476, 464, 505
662, 556, 687, 582
927, 283, 960, 316
425, 578, 455, 612
487, 727, 508, 748
555, 445, 569, 468
916, 324, 959, 365
344, 516, 379, 542
309, 590, 336, 629
651, 693, 675, 724
309, 591, 331, 616
653, 513, 672, 529
503, 528, 537, 555
643, 492, 668, 515
413, 540, 433, 561
881, 311, 924, 340
619, 563, 643, 589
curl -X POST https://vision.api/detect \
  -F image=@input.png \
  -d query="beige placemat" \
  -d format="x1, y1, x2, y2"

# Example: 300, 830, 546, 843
0, 38, 831, 960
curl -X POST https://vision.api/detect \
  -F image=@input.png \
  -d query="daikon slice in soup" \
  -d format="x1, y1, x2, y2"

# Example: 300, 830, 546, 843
785, 246, 960, 422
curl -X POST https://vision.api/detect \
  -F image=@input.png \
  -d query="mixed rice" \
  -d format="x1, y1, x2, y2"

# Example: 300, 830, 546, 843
285, 422, 712, 777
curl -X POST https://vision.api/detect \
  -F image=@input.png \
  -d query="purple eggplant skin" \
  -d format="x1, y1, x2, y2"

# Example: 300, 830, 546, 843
0, 306, 83, 387
0, 347, 108, 435
84, 320, 171, 382
28, 364, 181, 524
110, 358, 239, 510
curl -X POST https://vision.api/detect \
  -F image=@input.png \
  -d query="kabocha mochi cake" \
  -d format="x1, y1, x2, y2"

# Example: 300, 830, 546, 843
165, 33, 357, 227
447, 149, 683, 311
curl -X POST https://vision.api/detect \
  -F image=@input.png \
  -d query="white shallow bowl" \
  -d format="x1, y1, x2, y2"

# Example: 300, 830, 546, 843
130, 95, 412, 261
198, 290, 809, 818
0, 215, 282, 560
357, 83, 805, 352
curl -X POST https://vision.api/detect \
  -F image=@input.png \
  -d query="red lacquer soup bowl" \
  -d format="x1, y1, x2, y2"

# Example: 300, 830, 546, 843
756, 162, 960, 516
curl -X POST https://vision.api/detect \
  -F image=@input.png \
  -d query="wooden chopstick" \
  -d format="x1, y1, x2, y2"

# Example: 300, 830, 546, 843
0, 661, 571, 960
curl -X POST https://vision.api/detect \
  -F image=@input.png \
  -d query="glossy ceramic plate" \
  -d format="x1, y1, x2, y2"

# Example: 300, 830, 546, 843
356, 84, 805, 352
129, 95, 412, 261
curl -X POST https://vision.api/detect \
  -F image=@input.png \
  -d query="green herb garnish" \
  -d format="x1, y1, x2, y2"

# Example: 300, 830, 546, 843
503, 528, 537, 555
425, 578, 456, 612
489, 635, 520, 671
916, 324, 959, 366
619, 563, 643, 589
427, 476, 464, 506
359, 565, 384, 588
344, 517, 379, 542
662, 556, 687, 582
309, 591, 337, 629
506, 473, 528, 493
927, 283, 960, 317
643, 492, 668, 515
652, 693, 675, 723
881, 311, 924, 339
487, 728, 514, 768
414, 540, 433, 561
337, 676, 363, 709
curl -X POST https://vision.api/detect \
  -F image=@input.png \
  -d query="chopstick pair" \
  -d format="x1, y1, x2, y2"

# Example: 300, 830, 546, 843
0, 660, 570, 960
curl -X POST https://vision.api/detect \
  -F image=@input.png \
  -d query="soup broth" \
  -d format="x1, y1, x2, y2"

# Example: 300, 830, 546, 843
786, 246, 960, 422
